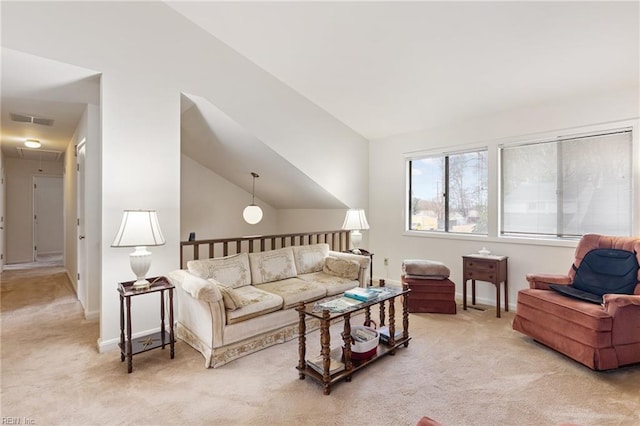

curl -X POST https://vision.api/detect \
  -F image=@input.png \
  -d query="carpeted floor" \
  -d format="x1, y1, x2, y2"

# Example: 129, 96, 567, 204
1, 266, 639, 425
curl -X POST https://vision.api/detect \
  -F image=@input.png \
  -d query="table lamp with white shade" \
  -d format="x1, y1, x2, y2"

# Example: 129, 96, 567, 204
111, 210, 166, 289
342, 209, 370, 254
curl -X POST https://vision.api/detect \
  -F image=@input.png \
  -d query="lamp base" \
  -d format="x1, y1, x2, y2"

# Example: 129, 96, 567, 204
130, 246, 152, 290
131, 278, 151, 290
350, 230, 363, 253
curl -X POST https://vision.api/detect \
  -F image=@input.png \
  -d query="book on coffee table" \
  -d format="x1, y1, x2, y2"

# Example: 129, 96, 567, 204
344, 287, 379, 302
378, 325, 403, 344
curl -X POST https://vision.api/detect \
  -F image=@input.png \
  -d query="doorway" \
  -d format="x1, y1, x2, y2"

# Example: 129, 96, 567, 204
33, 175, 63, 264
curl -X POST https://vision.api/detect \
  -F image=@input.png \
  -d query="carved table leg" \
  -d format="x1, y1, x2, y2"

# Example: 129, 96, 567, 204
321, 310, 331, 394
403, 284, 410, 347
388, 298, 396, 355
342, 312, 352, 383
297, 303, 306, 379
379, 299, 386, 327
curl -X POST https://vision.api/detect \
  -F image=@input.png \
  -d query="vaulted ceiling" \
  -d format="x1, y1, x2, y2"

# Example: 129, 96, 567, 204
2, 1, 638, 206
168, 1, 639, 140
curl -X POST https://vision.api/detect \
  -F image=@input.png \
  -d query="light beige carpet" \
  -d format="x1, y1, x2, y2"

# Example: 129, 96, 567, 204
1, 266, 639, 426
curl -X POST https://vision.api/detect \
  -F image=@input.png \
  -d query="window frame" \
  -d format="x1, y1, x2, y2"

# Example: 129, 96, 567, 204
403, 119, 638, 246
406, 147, 488, 235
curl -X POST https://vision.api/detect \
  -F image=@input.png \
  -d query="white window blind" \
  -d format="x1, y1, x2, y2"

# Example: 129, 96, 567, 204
501, 129, 632, 238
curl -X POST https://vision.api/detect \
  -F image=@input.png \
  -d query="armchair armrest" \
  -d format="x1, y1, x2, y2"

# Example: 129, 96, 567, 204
525, 273, 572, 290
603, 293, 640, 311
603, 294, 640, 346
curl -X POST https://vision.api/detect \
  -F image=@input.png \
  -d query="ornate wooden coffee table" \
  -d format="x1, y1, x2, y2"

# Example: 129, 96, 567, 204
296, 285, 410, 395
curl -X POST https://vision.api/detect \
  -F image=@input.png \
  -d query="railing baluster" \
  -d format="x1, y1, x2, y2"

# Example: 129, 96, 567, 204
180, 230, 348, 268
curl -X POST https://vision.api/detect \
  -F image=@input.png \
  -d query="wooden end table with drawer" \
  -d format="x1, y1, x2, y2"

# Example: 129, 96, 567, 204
462, 254, 508, 318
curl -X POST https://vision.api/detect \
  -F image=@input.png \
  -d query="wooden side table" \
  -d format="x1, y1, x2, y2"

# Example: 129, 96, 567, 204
462, 254, 508, 318
118, 276, 175, 373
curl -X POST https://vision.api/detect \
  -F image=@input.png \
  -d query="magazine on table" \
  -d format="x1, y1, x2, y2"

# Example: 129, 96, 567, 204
313, 296, 361, 313
307, 348, 345, 374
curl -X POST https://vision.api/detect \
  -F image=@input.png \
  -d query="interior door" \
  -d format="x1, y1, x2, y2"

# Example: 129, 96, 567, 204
0, 164, 5, 270
33, 175, 63, 262
77, 142, 87, 306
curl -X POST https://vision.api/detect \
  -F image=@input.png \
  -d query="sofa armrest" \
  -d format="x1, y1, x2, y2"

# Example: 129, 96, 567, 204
167, 269, 226, 349
525, 273, 572, 290
168, 269, 222, 303
603, 294, 640, 346
328, 250, 371, 287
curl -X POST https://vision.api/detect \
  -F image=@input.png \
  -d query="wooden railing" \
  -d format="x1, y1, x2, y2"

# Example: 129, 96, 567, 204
180, 230, 351, 269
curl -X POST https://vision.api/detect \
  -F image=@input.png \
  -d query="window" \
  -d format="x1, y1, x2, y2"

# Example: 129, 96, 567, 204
409, 149, 488, 234
501, 129, 632, 238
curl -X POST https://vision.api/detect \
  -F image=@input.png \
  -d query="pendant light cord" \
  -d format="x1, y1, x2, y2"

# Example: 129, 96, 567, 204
250, 172, 259, 204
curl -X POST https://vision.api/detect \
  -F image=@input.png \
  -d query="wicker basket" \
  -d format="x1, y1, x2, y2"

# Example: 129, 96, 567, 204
346, 325, 379, 360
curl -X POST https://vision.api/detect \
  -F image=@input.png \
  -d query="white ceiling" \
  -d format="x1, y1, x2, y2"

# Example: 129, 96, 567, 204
168, 1, 639, 140
1, 1, 637, 208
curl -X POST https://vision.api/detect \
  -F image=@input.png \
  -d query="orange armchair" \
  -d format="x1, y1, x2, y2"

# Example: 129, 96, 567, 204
512, 234, 640, 370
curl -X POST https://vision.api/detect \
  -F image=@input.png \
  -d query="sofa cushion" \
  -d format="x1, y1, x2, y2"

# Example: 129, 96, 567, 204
298, 272, 359, 296
292, 244, 330, 274
187, 253, 251, 289
208, 279, 249, 311
255, 277, 327, 309
517, 288, 613, 332
226, 285, 284, 325
323, 256, 360, 280
249, 247, 298, 284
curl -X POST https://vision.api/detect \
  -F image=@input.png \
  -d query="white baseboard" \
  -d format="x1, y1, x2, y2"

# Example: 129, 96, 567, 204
373, 276, 517, 311
84, 310, 99, 321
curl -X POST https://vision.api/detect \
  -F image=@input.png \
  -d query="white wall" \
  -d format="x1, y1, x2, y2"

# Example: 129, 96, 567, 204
84, 104, 102, 320
64, 130, 78, 291
5, 158, 63, 264
369, 87, 639, 309
181, 154, 277, 240
63, 104, 101, 319
276, 209, 348, 235
180, 155, 361, 253
2, 1, 368, 351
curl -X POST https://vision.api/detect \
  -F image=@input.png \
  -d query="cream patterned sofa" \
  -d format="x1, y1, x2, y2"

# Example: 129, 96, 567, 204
167, 243, 370, 368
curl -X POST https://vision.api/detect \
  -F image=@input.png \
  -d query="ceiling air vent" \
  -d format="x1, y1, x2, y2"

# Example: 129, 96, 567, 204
10, 113, 54, 126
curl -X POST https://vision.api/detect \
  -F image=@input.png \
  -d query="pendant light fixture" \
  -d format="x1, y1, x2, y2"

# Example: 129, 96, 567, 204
243, 172, 263, 224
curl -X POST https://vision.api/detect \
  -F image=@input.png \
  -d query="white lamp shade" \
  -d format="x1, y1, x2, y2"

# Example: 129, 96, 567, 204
243, 204, 263, 225
342, 209, 370, 231
111, 210, 166, 247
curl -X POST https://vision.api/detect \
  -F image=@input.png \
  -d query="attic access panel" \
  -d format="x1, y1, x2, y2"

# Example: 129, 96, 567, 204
16, 147, 63, 162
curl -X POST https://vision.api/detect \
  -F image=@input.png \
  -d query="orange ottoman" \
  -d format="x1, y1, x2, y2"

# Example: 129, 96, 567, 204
402, 259, 457, 314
